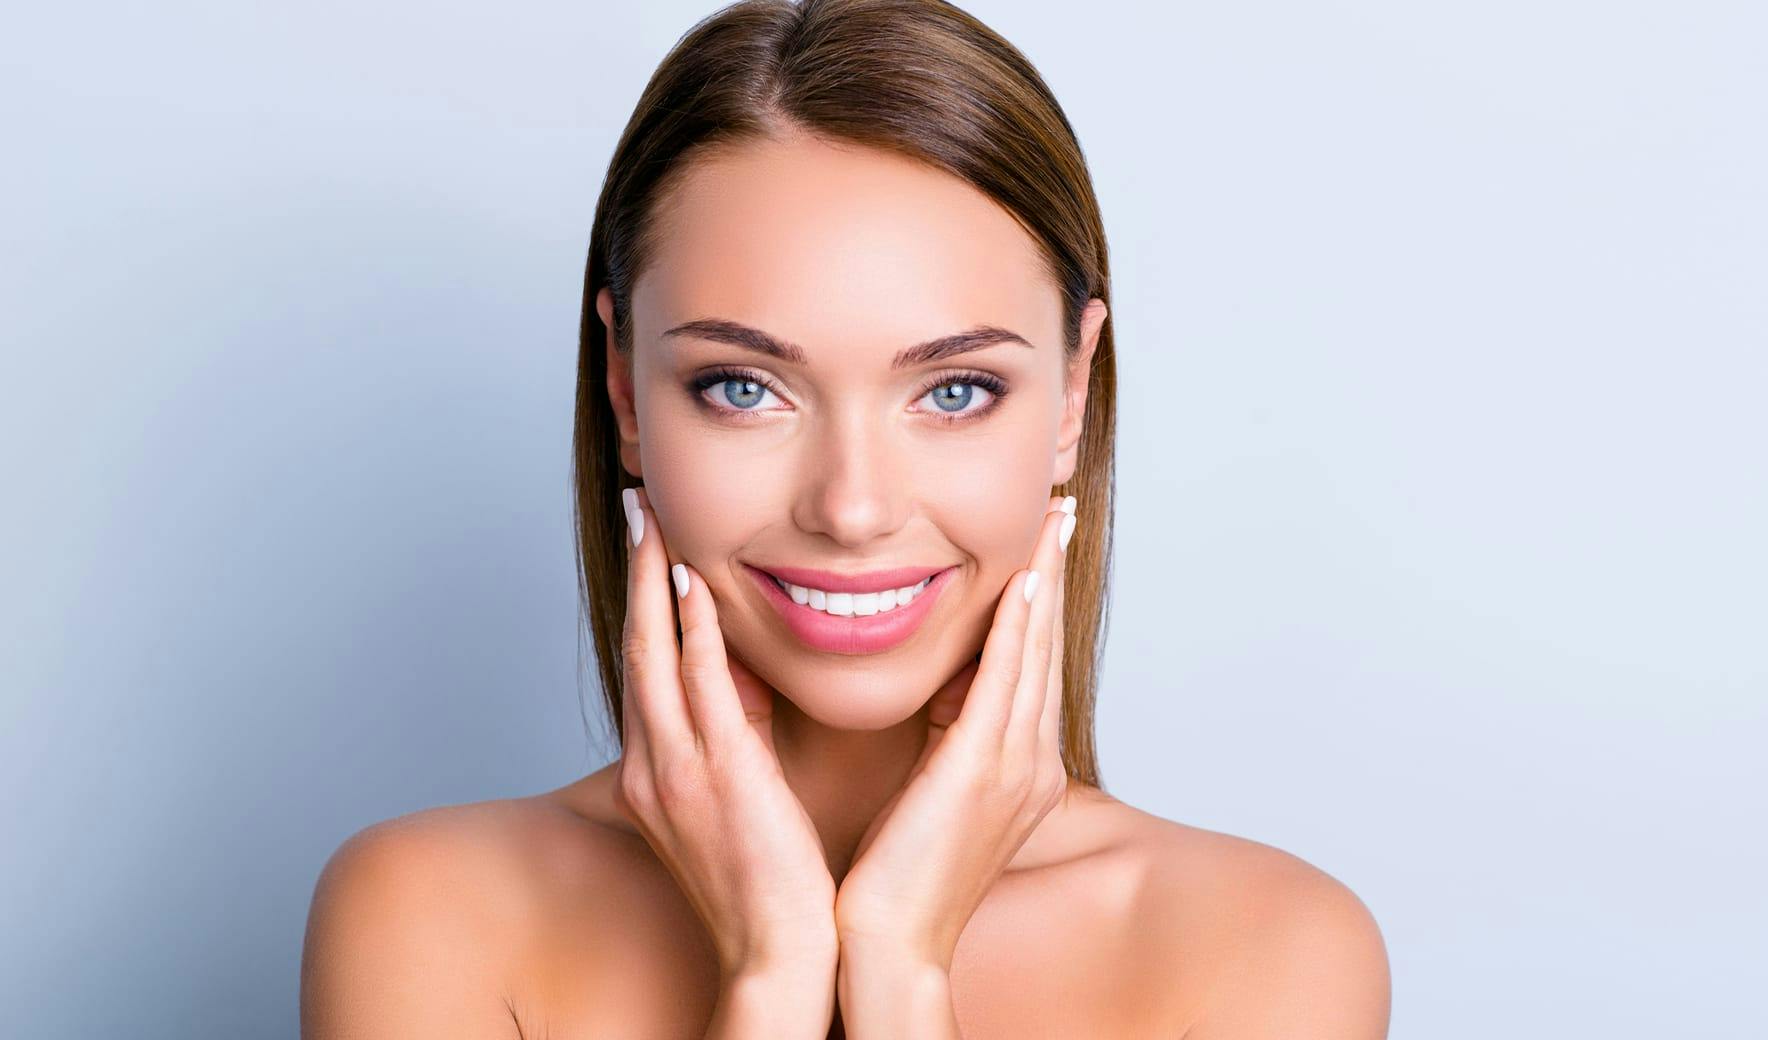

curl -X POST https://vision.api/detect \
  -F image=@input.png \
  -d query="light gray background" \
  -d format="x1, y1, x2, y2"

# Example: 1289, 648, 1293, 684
3, 1, 1763, 1035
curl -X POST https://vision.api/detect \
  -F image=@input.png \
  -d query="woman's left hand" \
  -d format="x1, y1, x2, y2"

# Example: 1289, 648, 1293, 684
832, 494, 1078, 972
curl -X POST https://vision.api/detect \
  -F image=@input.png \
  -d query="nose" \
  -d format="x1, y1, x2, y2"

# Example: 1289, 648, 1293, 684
789, 411, 910, 548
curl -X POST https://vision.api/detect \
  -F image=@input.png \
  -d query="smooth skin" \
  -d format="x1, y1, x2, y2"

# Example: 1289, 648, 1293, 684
300, 128, 1390, 1038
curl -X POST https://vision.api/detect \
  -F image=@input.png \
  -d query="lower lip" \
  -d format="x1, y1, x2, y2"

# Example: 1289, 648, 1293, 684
745, 564, 956, 656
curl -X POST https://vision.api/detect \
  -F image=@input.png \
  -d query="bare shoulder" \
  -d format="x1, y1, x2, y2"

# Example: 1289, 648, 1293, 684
1068, 788, 1392, 1038
299, 794, 614, 1038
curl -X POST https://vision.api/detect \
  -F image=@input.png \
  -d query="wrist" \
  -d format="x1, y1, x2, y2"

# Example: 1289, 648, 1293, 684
723, 930, 840, 981
835, 929, 952, 979
836, 941, 957, 1037
709, 963, 838, 1040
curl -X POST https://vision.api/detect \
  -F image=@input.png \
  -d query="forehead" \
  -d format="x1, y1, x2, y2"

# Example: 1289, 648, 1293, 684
633, 131, 1061, 362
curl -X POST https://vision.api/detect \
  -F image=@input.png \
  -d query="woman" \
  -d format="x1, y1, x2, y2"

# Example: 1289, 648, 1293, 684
301, 1, 1391, 1036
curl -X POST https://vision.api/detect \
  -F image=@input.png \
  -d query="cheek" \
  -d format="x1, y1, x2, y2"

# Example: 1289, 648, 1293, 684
931, 441, 1051, 577
632, 392, 781, 566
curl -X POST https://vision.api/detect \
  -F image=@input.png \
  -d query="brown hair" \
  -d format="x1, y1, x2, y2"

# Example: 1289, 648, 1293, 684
572, 0, 1118, 790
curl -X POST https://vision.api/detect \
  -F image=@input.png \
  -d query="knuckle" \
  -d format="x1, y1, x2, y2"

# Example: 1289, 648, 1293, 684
1005, 760, 1038, 797
613, 766, 653, 819
1036, 765, 1066, 809
650, 752, 706, 813
976, 759, 1027, 804
1040, 750, 1066, 785
678, 657, 722, 692
621, 630, 651, 672
1044, 781, 1066, 813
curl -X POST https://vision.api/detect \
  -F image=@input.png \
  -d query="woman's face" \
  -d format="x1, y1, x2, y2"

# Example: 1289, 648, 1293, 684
598, 129, 1106, 730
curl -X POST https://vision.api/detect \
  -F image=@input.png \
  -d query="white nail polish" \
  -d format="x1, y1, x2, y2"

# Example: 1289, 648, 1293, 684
622, 488, 638, 512
671, 563, 690, 598
1058, 512, 1077, 551
628, 504, 644, 547
1023, 570, 1041, 603
1060, 495, 1076, 515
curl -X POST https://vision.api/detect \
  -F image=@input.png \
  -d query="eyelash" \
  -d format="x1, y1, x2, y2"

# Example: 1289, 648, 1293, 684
687, 365, 1011, 425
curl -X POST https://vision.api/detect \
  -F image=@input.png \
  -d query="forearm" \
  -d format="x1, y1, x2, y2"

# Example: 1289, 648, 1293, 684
835, 943, 961, 1039
705, 965, 838, 1040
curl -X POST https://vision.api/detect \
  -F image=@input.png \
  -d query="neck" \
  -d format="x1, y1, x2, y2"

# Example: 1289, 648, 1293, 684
768, 693, 933, 883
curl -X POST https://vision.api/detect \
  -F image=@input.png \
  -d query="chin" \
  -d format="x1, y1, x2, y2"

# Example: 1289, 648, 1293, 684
766, 668, 938, 732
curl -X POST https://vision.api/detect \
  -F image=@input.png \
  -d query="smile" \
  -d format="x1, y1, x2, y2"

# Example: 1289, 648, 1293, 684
744, 563, 957, 655
766, 572, 934, 616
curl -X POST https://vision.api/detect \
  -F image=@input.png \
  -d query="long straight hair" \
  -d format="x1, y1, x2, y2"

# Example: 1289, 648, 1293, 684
573, 0, 1118, 790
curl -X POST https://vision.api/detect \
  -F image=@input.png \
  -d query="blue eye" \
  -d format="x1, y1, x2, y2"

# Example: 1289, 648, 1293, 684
686, 366, 1010, 424
690, 368, 786, 413
914, 369, 1010, 423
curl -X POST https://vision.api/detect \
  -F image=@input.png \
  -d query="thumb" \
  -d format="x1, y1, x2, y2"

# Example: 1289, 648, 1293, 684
920, 654, 981, 760
723, 646, 781, 753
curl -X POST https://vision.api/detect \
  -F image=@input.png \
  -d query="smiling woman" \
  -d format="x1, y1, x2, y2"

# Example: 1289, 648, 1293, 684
299, 1, 1390, 1037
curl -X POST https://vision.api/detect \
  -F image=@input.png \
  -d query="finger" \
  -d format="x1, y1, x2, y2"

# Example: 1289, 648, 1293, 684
724, 648, 783, 753
928, 655, 980, 730
1008, 496, 1075, 752
1036, 558, 1067, 762
621, 485, 694, 751
918, 654, 980, 765
616, 486, 649, 762
669, 558, 751, 748
949, 496, 1072, 752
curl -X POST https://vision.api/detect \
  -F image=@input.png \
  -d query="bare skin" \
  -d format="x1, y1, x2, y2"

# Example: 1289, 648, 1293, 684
301, 768, 1387, 1037
300, 127, 1390, 1038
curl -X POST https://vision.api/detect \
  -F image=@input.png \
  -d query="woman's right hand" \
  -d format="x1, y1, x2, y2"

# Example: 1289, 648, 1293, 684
614, 485, 839, 986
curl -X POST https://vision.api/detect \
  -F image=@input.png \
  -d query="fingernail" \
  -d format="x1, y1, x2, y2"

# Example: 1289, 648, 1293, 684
671, 563, 690, 598
626, 502, 645, 547
620, 488, 644, 546
1058, 512, 1077, 552
1060, 495, 1076, 515
1023, 570, 1041, 603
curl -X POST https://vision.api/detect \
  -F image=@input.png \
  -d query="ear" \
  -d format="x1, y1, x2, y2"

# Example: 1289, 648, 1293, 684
597, 286, 644, 479
1051, 297, 1108, 487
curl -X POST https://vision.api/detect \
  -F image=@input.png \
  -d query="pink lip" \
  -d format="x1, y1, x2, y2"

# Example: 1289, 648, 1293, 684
745, 563, 957, 656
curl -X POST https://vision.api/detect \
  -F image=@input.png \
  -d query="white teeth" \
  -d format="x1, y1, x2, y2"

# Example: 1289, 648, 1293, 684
773, 573, 934, 616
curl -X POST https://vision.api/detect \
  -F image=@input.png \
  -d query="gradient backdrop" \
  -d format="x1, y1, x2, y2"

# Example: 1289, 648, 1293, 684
3, 1, 1763, 1035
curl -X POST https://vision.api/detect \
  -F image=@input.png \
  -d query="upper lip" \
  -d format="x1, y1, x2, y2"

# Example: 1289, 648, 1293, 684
751, 563, 952, 594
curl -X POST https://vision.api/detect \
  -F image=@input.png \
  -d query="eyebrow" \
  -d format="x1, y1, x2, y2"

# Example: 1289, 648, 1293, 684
661, 318, 1035, 370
